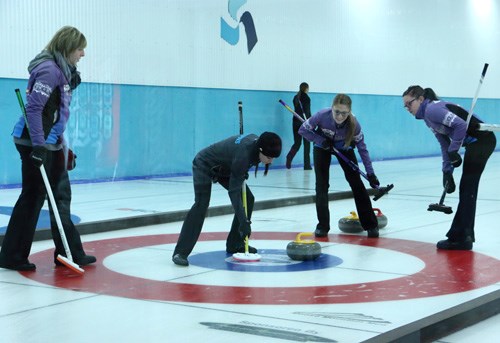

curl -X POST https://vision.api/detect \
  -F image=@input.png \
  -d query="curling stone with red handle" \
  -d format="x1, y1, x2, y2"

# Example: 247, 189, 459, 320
373, 208, 388, 229
338, 209, 388, 233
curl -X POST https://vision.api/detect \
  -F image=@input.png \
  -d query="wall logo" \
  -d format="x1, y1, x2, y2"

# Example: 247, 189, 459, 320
220, 0, 258, 53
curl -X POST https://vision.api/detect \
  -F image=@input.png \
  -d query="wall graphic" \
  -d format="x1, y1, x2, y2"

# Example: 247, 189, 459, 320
220, 0, 258, 53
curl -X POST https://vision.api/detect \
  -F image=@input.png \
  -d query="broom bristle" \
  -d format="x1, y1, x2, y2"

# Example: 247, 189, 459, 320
56, 255, 85, 275
427, 204, 453, 214
232, 252, 261, 262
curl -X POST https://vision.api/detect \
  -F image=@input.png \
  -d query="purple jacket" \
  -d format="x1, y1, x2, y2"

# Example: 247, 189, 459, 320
415, 99, 468, 173
12, 59, 72, 147
298, 108, 375, 175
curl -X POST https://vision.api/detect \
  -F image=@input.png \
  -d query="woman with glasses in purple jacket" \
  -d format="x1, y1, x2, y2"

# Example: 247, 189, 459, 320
402, 86, 496, 250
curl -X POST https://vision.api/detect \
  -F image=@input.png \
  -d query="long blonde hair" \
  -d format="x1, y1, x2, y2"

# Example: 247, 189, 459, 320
333, 94, 356, 148
45, 26, 87, 59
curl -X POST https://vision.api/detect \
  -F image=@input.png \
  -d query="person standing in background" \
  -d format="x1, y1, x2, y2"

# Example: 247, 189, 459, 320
286, 82, 312, 170
0, 26, 96, 271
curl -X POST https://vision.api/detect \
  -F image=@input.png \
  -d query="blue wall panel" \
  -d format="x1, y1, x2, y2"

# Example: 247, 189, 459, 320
1, 78, 498, 186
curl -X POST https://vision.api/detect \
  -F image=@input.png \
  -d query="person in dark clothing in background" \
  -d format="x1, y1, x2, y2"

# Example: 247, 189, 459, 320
172, 132, 282, 266
0, 26, 96, 271
402, 86, 496, 250
286, 82, 312, 170
299, 94, 380, 239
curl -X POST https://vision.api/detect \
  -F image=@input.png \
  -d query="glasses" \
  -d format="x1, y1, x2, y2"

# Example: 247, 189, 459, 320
404, 98, 418, 109
334, 110, 350, 117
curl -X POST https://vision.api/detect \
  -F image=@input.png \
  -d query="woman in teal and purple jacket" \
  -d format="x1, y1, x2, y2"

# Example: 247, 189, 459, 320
0, 26, 95, 271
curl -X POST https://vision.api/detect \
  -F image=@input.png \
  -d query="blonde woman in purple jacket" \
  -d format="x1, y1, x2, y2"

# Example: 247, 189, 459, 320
299, 94, 380, 239
0, 27, 95, 271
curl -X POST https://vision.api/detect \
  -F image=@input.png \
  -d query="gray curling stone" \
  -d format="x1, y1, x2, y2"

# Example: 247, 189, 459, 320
373, 208, 388, 229
286, 232, 322, 261
338, 208, 388, 233
338, 211, 363, 233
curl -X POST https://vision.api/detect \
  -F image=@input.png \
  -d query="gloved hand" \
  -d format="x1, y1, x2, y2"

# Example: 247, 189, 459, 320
367, 173, 380, 189
67, 149, 77, 171
443, 172, 456, 194
320, 139, 333, 151
447, 151, 462, 168
30, 146, 47, 168
238, 220, 252, 239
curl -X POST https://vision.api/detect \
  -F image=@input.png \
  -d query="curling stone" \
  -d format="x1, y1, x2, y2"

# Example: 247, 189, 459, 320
338, 208, 389, 233
286, 232, 322, 261
373, 208, 388, 229
338, 211, 363, 233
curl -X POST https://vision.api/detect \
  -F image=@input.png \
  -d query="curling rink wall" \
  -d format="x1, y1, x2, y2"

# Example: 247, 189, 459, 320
1, 0, 499, 185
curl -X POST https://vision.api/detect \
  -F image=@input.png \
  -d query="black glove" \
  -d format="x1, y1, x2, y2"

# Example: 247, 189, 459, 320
443, 172, 456, 194
368, 173, 380, 189
30, 146, 47, 168
67, 149, 77, 171
447, 151, 462, 168
238, 220, 252, 239
320, 139, 333, 151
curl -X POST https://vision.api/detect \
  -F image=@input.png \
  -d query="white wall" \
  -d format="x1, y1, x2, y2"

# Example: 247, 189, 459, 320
1, 0, 499, 97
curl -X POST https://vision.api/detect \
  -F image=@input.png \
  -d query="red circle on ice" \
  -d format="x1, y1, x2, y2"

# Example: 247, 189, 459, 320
22, 232, 500, 304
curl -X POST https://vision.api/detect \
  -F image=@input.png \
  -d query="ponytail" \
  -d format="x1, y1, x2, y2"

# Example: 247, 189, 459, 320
403, 85, 439, 101
423, 88, 439, 101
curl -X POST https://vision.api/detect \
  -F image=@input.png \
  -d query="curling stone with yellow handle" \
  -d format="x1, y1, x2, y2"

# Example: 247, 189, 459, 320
338, 211, 363, 233
286, 232, 322, 261
339, 209, 388, 233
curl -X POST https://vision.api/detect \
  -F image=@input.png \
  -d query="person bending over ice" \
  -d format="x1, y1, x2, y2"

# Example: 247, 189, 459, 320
402, 86, 496, 250
172, 132, 282, 266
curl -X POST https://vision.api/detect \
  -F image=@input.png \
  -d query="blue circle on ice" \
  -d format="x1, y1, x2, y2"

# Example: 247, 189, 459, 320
0, 206, 81, 234
188, 249, 342, 272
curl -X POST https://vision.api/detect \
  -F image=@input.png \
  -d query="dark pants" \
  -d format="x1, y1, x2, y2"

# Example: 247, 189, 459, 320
447, 132, 496, 242
313, 146, 377, 232
173, 161, 254, 257
0, 144, 86, 266
287, 119, 311, 167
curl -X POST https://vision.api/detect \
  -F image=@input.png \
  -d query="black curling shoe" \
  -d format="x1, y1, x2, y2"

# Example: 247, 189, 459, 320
172, 254, 189, 266
367, 228, 379, 238
314, 229, 329, 238
0, 261, 36, 271
437, 238, 473, 251
75, 255, 97, 266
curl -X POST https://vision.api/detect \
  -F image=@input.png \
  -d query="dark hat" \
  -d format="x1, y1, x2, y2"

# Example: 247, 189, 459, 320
257, 132, 282, 158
